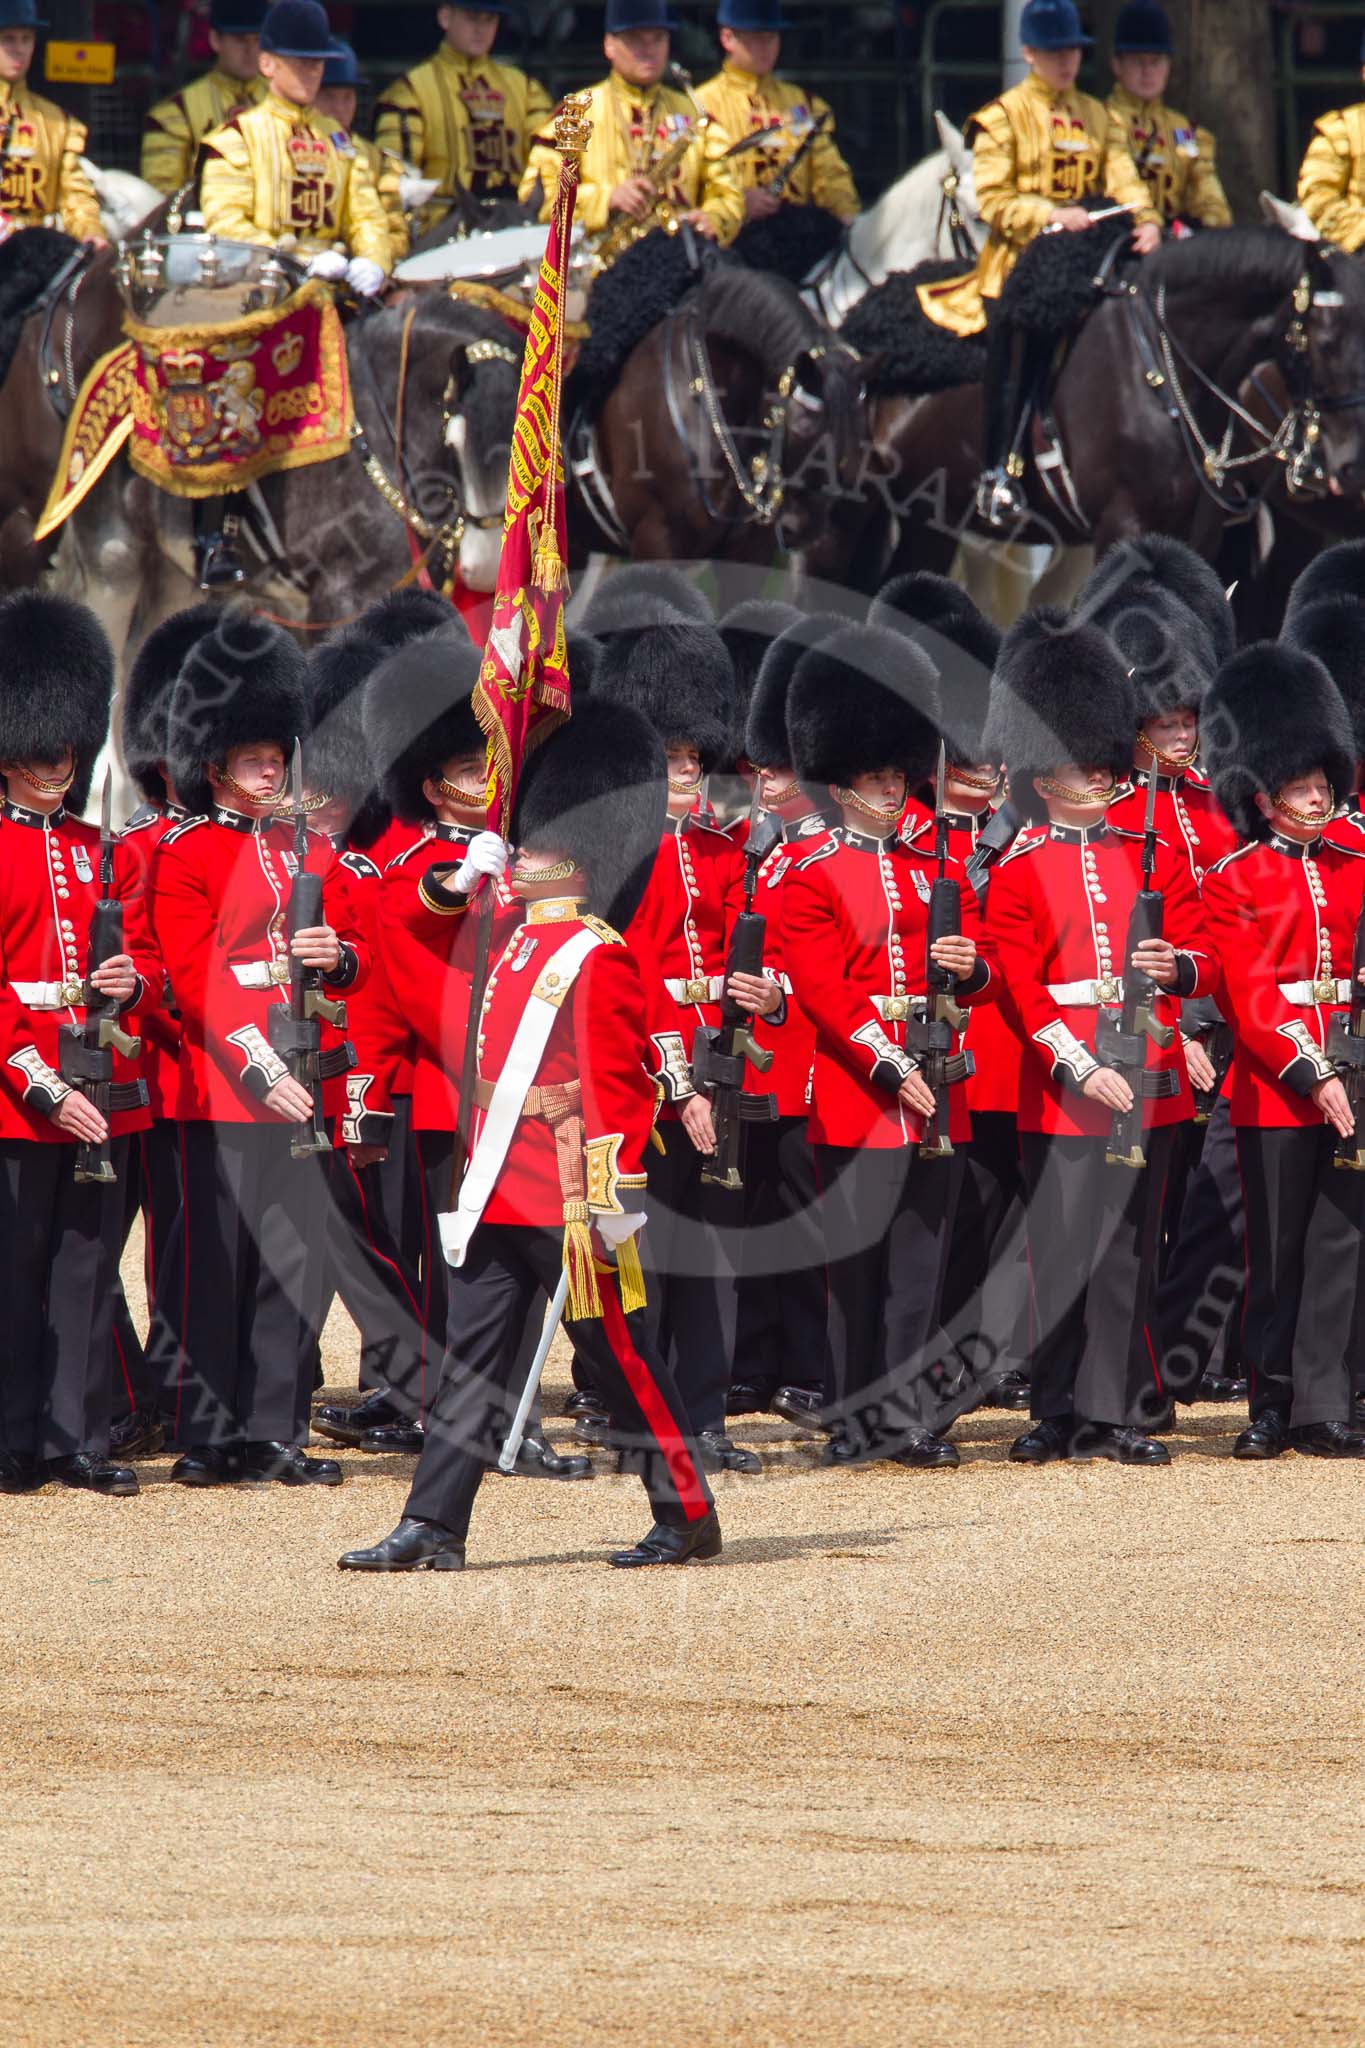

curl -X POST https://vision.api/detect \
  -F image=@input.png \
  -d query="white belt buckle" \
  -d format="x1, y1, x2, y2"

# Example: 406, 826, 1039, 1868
60, 979, 84, 1006
269, 958, 290, 986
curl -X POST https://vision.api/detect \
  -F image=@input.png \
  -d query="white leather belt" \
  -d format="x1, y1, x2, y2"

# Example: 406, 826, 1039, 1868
871, 994, 927, 1023
1049, 977, 1125, 1006
1280, 978, 1352, 1004
664, 975, 724, 1004
12, 979, 83, 1008
231, 960, 291, 990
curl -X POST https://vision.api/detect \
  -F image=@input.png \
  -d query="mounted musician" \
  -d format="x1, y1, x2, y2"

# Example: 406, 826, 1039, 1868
0, 0, 103, 245
695, 0, 859, 227
520, 0, 741, 265
1105, 4, 1230, 234
314, 39, 410, 264
140, 0, 268, 201
915, 0, 1159, 530
375, 3, 550, 238
1297, 27, 1365, 251
191, 0, 392, 588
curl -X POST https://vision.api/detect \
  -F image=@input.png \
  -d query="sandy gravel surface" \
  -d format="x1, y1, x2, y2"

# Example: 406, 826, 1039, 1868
3, 1286, 1364, 2048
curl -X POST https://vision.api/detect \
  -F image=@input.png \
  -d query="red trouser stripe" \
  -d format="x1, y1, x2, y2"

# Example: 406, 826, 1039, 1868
598, 1274, 711, 1523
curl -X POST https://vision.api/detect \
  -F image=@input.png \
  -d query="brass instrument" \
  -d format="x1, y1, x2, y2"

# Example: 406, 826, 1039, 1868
591, 65, 712, 274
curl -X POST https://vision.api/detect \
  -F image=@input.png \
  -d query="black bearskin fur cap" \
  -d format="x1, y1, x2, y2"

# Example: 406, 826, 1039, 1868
166, 605, 309, 818
1081, 570, 1217, 722
985, 609, 1135, 825
1202, 642, 1356, 842
122, 602, 219, 805
719, 599, 802, 770
1104, 535, 1235, 668
577, 564, 715, 641
362, 628, 483, 825
305, 629, 390, 848
593, 621, 735, 773
0, 593, 114, 815
352, 588, 456, 651
511, 700, 666, 933
565, 630, 603, 698
746, 613, 845, 769
787, 624, 940, 791
1284, 539, 1365, 625
1282, 595, 1365, 761
869, 572, 1000, 765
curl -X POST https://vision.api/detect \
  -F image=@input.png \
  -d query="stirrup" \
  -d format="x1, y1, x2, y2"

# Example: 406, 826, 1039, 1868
974, 466, 1025, 530
195, 531, 248, 592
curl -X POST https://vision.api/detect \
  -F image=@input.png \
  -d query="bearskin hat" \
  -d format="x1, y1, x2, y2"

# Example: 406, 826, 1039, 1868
1283, 539, 1365, 625
511, 699, 666, 933
868, 571, 1000, 766
1201, 642, 1355, 842
362, 627, 483, 825
718, 599, 802, 770
0, 593, 114, 816
985, 609, 1135, 824
746, 612, 844, 769
1281, 595, 1365, 763
565, 629, 603, 698
576, 564, 715, 641
787, 624, 940, 793
1097, 535, 1235, 667
305, 629, 390, 848
352, 587, 457, 651
166, 605, 309, 818
593, 620, 735, 773
1081, 570, 1217, 722
122, 602, 219, 806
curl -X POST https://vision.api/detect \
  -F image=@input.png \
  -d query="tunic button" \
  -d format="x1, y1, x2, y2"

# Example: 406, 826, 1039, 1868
56, 888, 69, 899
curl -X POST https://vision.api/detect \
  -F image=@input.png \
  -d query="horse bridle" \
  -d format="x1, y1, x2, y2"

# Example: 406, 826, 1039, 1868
936, 169, 979, 267
665, 303, 859, 532
37, 244, 94, 421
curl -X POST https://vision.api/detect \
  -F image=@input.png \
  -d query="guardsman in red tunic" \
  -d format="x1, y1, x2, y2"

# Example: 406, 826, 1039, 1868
594, 621, 775, 1474
363, 626, 590, 1481
1200, 644, 1365, 1460
112, 604, 223, 1460
726, 613, 841, 1428
149, 610, 369, 1488
783, 625, 993, 1469
0, 596, 159, 1499
983, 613, 1216, 1466
874, 574, 1033, 1416
339, 702, 720, 1573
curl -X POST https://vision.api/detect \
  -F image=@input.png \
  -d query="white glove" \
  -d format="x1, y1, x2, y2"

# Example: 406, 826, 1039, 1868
596, 1210, 646, 1253
452, 831, 510, 896
345, 256, 386, 298
399, 176, 439, 212
305, 249, 348, 282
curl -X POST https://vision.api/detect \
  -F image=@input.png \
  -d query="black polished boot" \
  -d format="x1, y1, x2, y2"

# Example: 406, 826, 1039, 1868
338, 1519, 466, 1572
608, 1508, 722, 1568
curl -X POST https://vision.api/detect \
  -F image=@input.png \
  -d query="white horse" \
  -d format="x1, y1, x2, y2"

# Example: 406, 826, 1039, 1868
1259, 190, 1319, 241
804, 112, 983, 325
82, 161, 162, 241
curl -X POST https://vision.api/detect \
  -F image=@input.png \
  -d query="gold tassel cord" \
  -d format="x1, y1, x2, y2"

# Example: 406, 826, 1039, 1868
562, 1203, 604, 1321
613, 1234, 649, 1318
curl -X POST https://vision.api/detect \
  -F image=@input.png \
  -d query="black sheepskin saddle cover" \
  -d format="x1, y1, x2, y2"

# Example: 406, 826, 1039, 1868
0, 226, 79, 391
572, 228, 716, 412
846, 214, 1132, 398
731, 204, 844, 284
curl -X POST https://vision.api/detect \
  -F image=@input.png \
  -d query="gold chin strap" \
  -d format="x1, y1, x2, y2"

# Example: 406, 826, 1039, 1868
1137, 730, 1196, 774
949, 763, 1003, 794
760, 777, 803, 807
433, 777, 488, 811
216, 768, 285, 809
834, 783, 903, 824
1036, 775, 1120, 808
12, 761, 76, 797
1274, 786, 1334, 829
510, 856, 581, 886
668, 776, 704, 798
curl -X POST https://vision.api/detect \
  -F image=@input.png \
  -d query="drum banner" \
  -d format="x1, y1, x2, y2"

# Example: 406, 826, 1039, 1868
35, 278, 351, 537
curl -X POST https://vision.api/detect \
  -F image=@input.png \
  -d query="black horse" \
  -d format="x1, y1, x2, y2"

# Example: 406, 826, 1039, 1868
815, 229, 1365, 597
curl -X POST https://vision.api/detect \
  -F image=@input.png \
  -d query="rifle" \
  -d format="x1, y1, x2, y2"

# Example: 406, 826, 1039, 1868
691, 784, 782, 1192
1181, 995, 1233, 1124
1326, 892, 1365, 1170
60, 771, 144, 1186
963, 796, 1019, 908
910, 742, 974, 1161
266, 739, 352, 1160
1100, 769, 1177, 1168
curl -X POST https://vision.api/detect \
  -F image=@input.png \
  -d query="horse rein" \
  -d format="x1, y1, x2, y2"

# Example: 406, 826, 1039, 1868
37, 244, 94, 421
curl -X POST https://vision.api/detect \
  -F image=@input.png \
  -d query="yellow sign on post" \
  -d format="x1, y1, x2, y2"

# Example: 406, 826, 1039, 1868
46, 41, 117, 87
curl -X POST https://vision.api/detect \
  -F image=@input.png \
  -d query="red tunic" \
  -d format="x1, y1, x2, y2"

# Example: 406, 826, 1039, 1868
463, 903, 658, 1231
148, 806, 368, 1125
630, 816, 745, 1114
1201, 832, 1365, 1129
748, 813, 833, 1118
782, 826, 993, 1149
119, 800, 189, 1122
984, 820, 1217, 1138
0, 799, 161, 1144
1108, 765, 1239, 887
